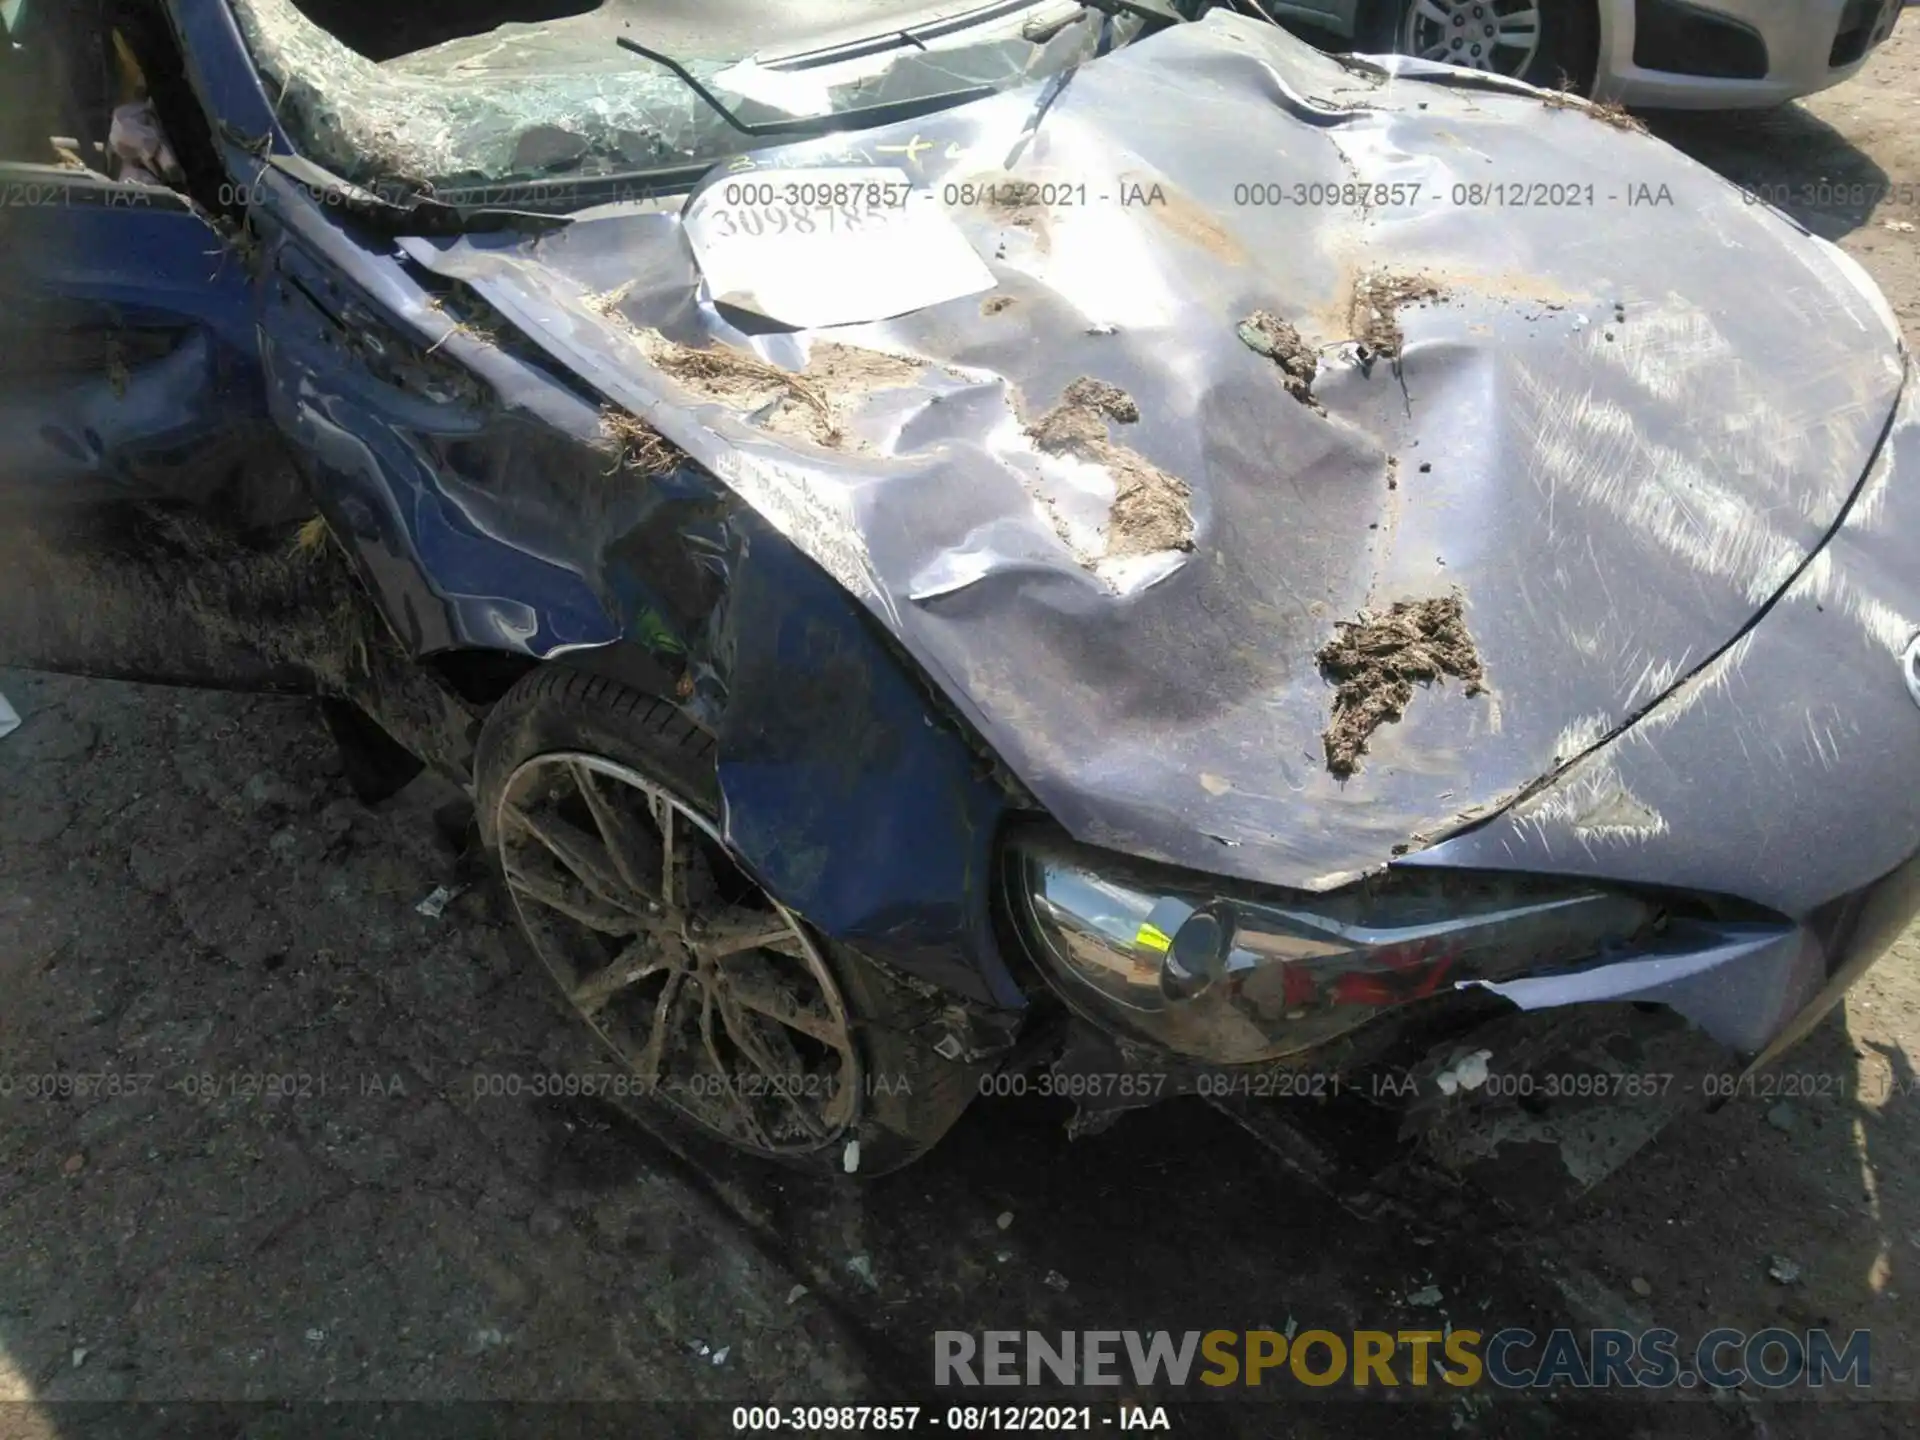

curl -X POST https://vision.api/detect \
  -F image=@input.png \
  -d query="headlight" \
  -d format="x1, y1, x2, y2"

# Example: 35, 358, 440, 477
1003, 832, 1662, 1064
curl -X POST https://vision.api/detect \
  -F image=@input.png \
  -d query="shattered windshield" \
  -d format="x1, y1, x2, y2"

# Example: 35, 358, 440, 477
228, 0, 1142, 203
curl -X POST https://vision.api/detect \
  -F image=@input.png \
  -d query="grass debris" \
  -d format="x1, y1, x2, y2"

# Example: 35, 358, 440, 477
600, 410, 683, 476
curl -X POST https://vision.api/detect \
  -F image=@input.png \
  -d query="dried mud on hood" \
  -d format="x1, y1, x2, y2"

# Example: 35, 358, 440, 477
1318, 596, 1487, 778
1238, 311, 1322, 412
1025, 377, 1195, 560
589, 287, 925, 451
645, 332, 924, 450
1349, 273, 1446, 360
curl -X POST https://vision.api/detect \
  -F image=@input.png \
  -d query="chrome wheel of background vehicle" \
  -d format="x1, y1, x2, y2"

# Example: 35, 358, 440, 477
1402, 0, 1541, 74
497, 750, 860, 1157
1377, 0, 1597, 91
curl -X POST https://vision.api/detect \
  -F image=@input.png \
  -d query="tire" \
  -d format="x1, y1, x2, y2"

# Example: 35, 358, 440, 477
474, 665, 984, 1175
1370, 0, 1599, 93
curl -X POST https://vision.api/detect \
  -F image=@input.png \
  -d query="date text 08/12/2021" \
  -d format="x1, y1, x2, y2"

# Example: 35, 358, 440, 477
729, 1406, 1170, 1433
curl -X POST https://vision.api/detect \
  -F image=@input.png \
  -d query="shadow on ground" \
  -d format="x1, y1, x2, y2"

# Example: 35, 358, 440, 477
1650, 103, 1892, 241
3, 675, 1917, 1440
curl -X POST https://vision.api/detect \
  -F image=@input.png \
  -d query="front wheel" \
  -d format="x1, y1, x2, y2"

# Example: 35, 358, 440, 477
474, 666, 985, 1175
1373, 0, 1598, 92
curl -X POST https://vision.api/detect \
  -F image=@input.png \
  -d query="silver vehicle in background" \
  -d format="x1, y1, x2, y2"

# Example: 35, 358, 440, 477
1243, 0, 1903, 107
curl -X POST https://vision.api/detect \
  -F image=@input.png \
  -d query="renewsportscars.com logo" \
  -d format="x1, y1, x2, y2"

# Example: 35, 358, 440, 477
933, 1328, 1871, 1391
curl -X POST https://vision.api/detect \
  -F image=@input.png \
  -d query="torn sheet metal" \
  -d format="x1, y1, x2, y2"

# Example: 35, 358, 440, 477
399, 10, 1903, 899
1460, 924, 1821, 1053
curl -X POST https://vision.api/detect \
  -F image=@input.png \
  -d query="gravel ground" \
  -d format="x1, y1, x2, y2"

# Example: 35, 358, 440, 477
6, 24, 1920, 1440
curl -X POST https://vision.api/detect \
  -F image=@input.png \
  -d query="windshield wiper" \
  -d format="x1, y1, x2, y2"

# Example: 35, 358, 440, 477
614, 37, 1000, 138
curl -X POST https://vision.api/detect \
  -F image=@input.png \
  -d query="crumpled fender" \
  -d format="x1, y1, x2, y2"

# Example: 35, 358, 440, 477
396, 11, 1902, 902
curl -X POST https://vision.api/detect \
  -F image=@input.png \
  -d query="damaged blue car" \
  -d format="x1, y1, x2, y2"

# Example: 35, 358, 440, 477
6, 0, 1919, 1200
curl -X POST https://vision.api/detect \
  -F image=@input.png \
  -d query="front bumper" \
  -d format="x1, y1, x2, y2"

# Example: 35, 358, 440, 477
1595, 0, 1901, 109
1404, 361, 1920, 1056
1011, 359, 1920, 1071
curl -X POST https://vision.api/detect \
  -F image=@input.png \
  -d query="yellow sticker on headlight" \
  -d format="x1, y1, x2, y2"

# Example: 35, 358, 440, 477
1134, 923, 1172, 954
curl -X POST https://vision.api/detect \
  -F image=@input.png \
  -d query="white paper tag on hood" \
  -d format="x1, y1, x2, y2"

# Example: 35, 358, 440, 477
683, 166, 994, 329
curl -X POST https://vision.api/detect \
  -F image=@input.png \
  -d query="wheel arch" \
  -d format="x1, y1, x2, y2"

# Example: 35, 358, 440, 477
473, 659, 1025, 1172
454, 519, 1033, 1014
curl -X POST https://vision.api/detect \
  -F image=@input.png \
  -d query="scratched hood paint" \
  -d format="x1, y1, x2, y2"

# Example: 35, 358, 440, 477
402, 12, 1905, 892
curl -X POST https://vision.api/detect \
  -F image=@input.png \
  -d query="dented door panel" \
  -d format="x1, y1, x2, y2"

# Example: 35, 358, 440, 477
254, 200, 620, 657
0, 171, 264, 509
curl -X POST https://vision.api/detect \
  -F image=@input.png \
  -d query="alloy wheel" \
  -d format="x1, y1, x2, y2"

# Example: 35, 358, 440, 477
1401, 0, 1542, 76
496, 751, 861, 1156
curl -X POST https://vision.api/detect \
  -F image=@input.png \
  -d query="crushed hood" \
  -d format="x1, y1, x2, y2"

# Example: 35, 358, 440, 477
401, 12, 1905, 892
